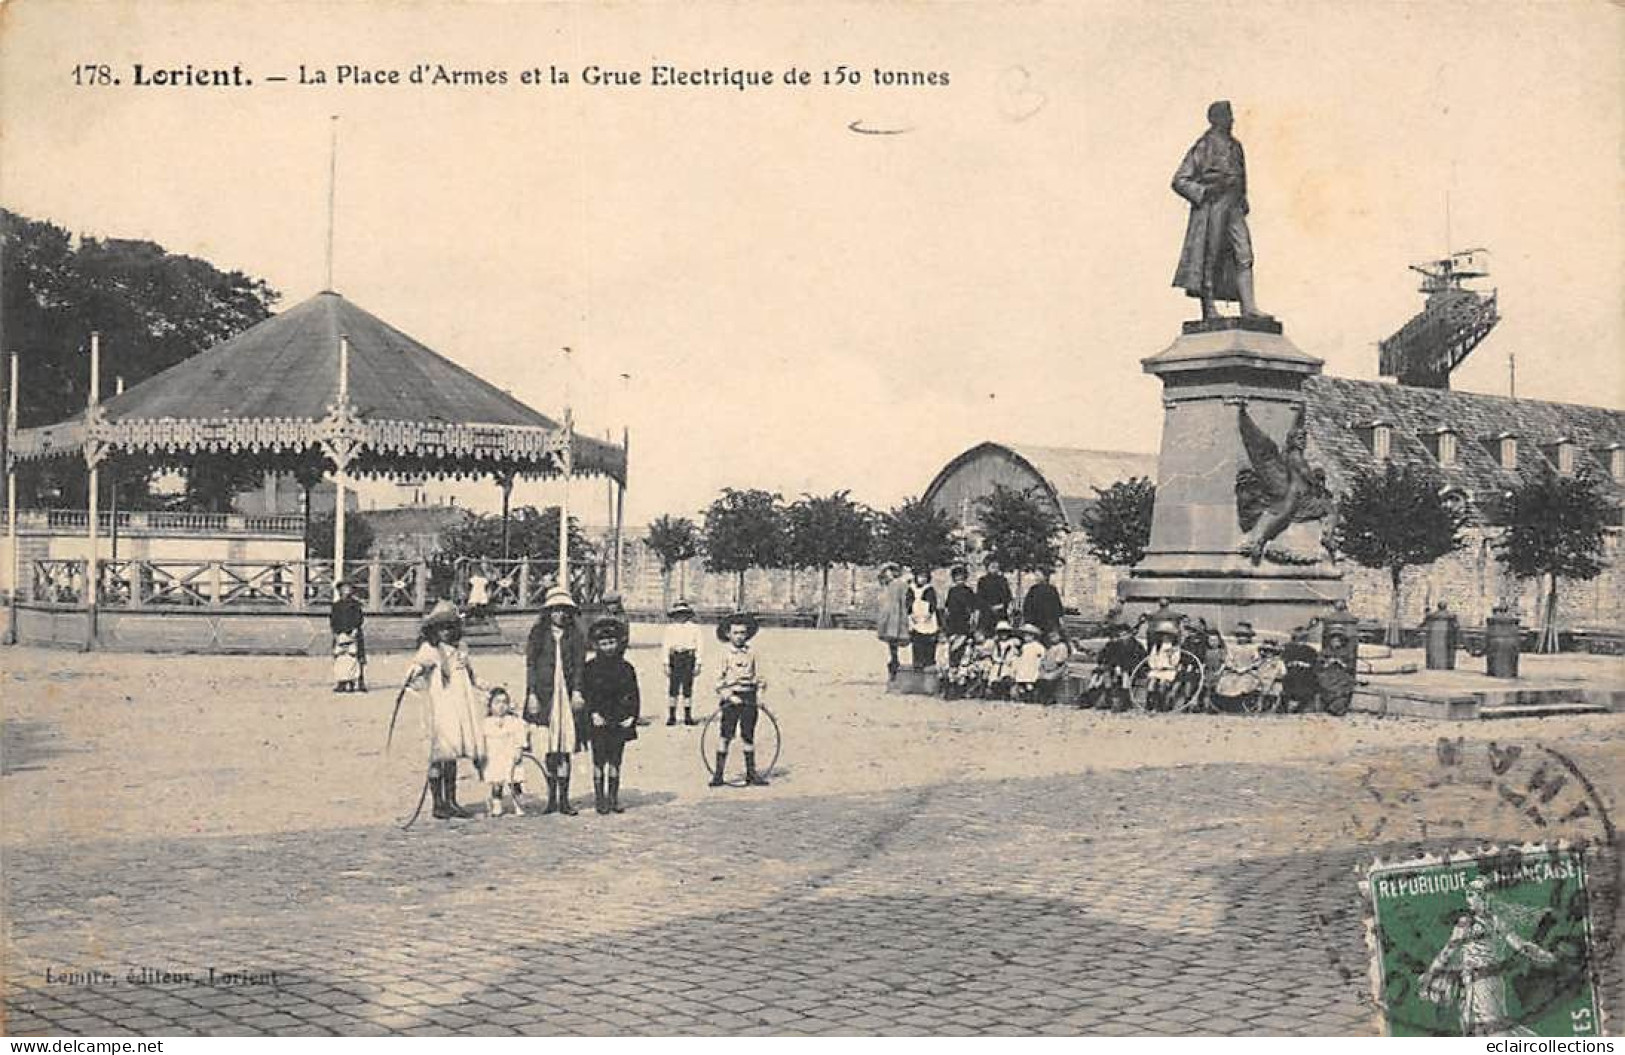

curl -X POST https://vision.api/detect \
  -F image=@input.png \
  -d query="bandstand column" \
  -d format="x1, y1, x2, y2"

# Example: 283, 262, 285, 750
83, 333, 104, 652
6, 353, 18, 644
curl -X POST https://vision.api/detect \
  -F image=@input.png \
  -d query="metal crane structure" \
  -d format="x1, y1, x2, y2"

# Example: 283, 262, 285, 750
1378, 249, 1500, 390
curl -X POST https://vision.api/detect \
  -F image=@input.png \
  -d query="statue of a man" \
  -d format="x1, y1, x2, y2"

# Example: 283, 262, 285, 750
1172, 100, 1270, 321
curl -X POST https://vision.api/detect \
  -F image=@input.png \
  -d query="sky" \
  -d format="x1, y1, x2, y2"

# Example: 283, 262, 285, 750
3, 0, 1621, 524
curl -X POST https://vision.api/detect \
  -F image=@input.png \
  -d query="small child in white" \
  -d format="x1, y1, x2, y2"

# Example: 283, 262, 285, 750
1014, 623, 1046, 700
481, 687, 528, 817
332, 631, 361, 693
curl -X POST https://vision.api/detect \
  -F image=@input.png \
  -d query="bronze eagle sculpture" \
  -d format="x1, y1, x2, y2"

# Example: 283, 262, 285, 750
1234, 403, 1338, 565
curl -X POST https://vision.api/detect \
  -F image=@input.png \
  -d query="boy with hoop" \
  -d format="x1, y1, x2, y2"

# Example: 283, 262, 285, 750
709, 612, 770, 788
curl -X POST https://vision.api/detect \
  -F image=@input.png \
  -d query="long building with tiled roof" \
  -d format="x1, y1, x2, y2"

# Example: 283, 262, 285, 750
1302, 376, 1625, 522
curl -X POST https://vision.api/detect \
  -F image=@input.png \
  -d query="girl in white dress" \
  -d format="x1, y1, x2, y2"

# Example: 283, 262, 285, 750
406, 601, 489, 820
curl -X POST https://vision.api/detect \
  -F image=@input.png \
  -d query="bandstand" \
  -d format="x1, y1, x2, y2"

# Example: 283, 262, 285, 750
5, 290, 626, 653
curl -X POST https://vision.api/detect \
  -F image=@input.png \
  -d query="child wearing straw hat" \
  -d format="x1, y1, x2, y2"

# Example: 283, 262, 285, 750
661, 599, 703, 726
709, 612, 770, 788
405, 600, 490, 820
524, 584, 589, 816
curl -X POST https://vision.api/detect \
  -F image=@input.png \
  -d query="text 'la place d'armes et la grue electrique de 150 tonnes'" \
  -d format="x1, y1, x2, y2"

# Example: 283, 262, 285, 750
85, 62, 950, 90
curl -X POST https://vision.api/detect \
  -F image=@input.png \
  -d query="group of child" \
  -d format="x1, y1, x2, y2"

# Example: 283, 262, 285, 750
1082, 607, 1327, 713
401, 592, 769, 823
943, 621, 1072, 702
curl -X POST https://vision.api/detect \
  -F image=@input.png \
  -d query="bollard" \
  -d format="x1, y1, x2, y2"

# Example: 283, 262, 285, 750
1317, 603, 1359, 716
1423, 602, 1459, 671
1485, 607, 1521, 679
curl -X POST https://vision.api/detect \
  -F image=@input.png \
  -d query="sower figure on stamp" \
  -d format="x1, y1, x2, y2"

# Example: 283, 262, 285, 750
524, 585, 588, 816
1172, 99, 1271, 322
709, 612, 770, 788
583, 617, 640, 815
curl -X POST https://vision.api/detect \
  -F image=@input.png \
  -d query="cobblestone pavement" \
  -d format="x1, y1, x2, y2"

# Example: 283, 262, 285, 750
4, 634, 1623, 1035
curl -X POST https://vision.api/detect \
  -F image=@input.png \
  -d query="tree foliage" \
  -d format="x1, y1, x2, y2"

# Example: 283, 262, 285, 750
2, 209, 279, 430
645, 514, 702, 573
1491, 467, 1613, 652
785, 491, 874, 571
702, 488, 788, 606
1335, 462, 1469, 645
1336, 463, 1468, 574
1492, 468, 1612, 583
976, 483, 1064, 574
874, 496, 959, 572
438, 505, 597, 566
306, 511, 377, 562
786, 491, 875, 627
1077, 477, 1156, 567
3, 208, 280, 508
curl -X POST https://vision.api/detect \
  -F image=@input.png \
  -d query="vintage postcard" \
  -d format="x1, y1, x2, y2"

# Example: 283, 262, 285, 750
1, 0, 1621, 1040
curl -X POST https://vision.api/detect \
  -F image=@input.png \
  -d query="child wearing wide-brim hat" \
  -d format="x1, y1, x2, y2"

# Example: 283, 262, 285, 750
524, 584, 588, 816
710, 612, 769, 788
662, 599, 703, 726
405, 600, 489, 819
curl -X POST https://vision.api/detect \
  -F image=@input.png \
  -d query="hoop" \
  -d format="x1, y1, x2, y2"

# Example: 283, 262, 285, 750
1128, 649, 1207, 713
697, 702, 782, 787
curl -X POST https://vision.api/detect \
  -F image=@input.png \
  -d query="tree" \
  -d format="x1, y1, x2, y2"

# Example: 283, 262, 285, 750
976, 483, 1064, 575
2, 208, 280, 505
645, 514, 702, 613
439, 505, 597, 566
874, 496, 959, 573
702, 488, 788, 609
1492, 467, 1614, 653
306, 511, 377, 563
786, 491, 874, 627
1335, 462, 1469, 646
434, 505, 600, 604
1078, 477, 1156, 567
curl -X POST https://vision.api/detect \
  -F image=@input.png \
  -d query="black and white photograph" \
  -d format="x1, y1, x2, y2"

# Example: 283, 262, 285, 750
1, 0, 1622, 1040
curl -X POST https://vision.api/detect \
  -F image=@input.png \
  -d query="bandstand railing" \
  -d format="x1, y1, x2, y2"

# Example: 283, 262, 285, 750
26, 509, 303, 537
447, 557, 601, 610
26, 556, 601, 613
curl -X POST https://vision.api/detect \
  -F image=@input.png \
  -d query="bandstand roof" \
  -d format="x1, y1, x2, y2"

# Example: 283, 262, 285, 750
12, 291, 626, 483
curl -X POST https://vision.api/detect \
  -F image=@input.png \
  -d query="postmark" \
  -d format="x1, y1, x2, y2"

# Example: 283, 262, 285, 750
1363, 845, 1602, 1037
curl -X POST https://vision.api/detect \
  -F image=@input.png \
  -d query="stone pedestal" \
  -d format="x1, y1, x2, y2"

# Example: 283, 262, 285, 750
1118, 318, 1348, 636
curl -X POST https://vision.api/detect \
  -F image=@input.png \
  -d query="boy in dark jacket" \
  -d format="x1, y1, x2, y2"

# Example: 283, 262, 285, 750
583, 617, 641, 814
1091, 622, 1146, 711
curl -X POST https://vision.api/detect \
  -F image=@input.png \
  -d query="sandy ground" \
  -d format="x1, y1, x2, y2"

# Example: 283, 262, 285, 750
5, 624, 1624, 847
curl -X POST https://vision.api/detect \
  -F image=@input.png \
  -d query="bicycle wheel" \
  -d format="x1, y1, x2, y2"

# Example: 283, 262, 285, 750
697, 704, 782, 786
1166, 650, 1207, 713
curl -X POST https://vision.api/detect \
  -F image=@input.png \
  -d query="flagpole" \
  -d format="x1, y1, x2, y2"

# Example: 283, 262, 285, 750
558, 347, 572, 594
326, 115, 339, 291
334, 335, 349, 595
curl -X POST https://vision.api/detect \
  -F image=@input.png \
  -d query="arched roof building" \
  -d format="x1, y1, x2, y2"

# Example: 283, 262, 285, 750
922, 443, 1157, 531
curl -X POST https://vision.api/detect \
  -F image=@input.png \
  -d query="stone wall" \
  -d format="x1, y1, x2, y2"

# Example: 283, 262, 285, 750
1339, 527, 1623, 631
604, 527, 1623, 632
608, 534, 1131, 622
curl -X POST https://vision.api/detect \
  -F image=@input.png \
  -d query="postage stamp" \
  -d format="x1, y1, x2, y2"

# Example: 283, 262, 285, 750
1364, 845, 1603, 1037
